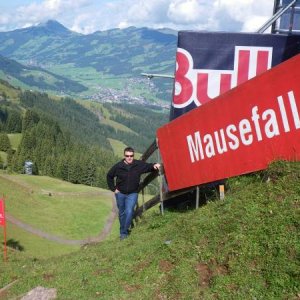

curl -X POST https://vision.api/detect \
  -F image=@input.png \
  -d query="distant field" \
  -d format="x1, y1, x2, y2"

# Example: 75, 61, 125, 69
79, 100, 137, 133
47, 64, 126, 94
0, 173, 115, 258
101, 117, 137, 133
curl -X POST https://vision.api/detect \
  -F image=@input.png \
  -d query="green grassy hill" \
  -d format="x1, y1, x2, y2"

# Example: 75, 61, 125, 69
0, 161, 299, 299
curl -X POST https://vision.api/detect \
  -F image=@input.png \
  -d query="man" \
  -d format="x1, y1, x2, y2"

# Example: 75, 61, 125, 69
107, 146, 160, 240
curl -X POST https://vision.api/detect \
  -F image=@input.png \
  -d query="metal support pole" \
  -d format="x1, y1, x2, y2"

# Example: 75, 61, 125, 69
156, 139, 164, 215
142, 188, 145, 212
288, 2, 296, 33
257, 0, 297, 33
195, 186, 200, 209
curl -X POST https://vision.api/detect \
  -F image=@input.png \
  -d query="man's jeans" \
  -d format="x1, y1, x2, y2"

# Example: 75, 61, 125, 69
115, 192, 138, 239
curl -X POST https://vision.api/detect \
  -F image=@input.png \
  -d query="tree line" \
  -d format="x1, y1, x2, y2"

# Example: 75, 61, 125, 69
0, 105, 117, 188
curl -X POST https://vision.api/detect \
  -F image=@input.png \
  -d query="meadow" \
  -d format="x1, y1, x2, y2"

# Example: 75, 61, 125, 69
0, 172, 115, 258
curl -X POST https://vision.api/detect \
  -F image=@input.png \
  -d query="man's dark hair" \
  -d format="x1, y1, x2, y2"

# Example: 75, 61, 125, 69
124, 147, 134, 154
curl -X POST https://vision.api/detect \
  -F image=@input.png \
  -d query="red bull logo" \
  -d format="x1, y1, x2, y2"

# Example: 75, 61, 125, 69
173, 46, 273, 108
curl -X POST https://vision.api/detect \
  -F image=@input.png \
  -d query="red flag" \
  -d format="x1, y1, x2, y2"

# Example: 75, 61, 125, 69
0, 198, 5, 226
0, 197, 7, 261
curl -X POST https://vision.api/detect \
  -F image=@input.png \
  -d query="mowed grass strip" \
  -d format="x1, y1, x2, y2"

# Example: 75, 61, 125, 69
0, 174, 113, 240
101, 117, 136, 133
108, 138, 127, 158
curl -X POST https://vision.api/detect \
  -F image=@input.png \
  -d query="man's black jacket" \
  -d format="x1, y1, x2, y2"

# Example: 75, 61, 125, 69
107, 159, 156, 194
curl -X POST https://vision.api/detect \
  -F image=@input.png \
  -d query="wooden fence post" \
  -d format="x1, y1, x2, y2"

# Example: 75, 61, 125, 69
142, 188, 145, 212
156, 139, 164, 215
219, 185, 225, 200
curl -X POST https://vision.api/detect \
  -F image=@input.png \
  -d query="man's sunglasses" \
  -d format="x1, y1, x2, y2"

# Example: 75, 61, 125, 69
125, 155, 134, 157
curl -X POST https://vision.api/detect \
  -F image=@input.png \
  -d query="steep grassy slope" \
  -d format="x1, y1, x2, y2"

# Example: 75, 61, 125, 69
1, 161, 299, 299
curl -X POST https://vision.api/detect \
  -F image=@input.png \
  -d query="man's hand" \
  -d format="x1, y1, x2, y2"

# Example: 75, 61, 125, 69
153, 163, 161, 170
114, 189, 120, 193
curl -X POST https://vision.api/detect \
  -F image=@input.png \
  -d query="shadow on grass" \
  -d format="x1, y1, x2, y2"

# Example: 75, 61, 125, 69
5, 239, 25, 251
162, 182, 223, 212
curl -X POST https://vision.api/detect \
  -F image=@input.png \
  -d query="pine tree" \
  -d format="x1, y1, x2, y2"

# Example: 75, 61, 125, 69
55, 155, 69, 180
0, 108, 8, 131
43, 155, 55, 177
6, 110, 22, 133
68, 156, 81, 184
82, 157, 97, 186
22, 110, 40, 132
6, 149, 15, 168
0, 133, 11, 151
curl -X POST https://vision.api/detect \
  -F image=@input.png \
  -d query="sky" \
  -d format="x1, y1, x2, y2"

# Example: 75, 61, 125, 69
0, 0, 275, 34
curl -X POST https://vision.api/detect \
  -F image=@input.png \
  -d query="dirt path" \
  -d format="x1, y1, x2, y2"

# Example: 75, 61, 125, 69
6, 193, 117, 246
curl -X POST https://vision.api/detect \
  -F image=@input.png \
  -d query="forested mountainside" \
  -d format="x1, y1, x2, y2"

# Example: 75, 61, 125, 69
0, 80, 168, 188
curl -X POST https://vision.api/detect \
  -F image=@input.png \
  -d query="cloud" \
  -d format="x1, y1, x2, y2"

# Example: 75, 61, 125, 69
127, 0, 170, 22
70, 13, 96, 34
216, 0, 274, 32
96, 0, 218, 31
167, 0, 207, 24
1, 0, 92, 31
0, 0, 275, 33
107, 0, 273, 32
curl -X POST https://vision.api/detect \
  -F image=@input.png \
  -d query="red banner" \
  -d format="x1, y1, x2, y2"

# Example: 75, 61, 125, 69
157, 54, 300, 191
0, 198, 5, 226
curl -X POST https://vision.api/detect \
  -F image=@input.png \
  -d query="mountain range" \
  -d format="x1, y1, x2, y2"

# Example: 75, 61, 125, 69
0, 20, 178, 105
